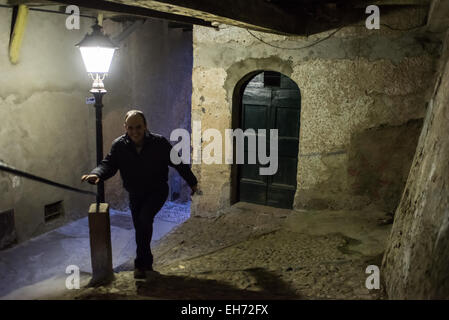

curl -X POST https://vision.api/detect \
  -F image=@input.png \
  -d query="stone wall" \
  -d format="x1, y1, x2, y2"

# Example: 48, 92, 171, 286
382, 31, 449, 299
0, 7, 97, 244
191, 7, 440, 215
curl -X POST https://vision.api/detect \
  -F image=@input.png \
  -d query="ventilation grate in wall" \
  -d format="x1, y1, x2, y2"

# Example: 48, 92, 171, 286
44, 201, 64, 222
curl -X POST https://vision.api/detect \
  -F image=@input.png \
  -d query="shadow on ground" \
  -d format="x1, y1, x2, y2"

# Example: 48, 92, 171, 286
76, 268, 300, 300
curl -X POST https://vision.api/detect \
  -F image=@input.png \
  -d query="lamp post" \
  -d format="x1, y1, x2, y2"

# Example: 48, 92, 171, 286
76, 22, 118, 286
76, 22, 118, 204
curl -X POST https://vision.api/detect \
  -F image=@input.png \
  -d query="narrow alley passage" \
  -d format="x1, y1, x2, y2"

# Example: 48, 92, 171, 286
54, 202, 390, 300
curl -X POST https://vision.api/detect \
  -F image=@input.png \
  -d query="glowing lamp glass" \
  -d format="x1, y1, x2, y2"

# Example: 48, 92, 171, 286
79, 46, 115, 74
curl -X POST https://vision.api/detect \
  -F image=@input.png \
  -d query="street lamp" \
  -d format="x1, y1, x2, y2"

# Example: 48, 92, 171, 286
76, 22, 118, 286
76, 22, 118, 204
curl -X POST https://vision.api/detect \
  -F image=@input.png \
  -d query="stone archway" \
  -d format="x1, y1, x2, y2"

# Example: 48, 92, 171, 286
230, 70, 301, 209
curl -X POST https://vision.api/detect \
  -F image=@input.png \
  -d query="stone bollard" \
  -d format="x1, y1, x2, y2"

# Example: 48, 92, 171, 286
87, 203, 114, 286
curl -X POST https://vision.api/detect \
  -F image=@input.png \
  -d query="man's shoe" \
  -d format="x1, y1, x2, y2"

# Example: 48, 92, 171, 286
134, 268, 146, 279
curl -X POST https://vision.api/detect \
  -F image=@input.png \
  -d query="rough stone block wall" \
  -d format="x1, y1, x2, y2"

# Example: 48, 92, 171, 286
347, 119, 423, 213
382, 31, 449, 299
190, 8, 440, 215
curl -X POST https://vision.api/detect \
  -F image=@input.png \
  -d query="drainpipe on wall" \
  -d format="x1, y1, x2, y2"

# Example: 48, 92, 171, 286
9, 4, 28, 64
97, 12, 103, 26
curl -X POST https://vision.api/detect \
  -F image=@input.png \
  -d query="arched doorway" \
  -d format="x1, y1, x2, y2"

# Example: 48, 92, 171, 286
232, 71, 301, 209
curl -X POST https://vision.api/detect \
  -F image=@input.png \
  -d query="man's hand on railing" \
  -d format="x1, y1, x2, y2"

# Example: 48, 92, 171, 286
81, 174, 100, 185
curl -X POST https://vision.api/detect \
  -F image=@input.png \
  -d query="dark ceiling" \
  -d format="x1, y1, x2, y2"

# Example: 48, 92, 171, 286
6, 0, 432, 35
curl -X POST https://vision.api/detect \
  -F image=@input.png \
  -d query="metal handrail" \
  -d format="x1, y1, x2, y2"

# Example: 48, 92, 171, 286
0, 161, 97, 197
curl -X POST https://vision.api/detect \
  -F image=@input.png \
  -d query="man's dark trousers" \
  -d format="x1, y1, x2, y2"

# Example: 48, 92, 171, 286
129, 184, 169, 270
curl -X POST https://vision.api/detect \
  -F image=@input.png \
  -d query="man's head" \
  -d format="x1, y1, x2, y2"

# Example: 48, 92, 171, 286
124, 110, 147, 145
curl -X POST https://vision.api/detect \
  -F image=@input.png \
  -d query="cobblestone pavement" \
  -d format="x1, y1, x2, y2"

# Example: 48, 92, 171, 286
62, 202, 391, 300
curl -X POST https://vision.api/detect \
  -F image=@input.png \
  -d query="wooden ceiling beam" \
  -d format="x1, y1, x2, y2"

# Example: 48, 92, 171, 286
108, 0, 309, 35
51, 0, 214, 27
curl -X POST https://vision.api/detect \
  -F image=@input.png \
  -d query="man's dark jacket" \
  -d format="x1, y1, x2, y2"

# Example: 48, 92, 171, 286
90, 130, 197, 195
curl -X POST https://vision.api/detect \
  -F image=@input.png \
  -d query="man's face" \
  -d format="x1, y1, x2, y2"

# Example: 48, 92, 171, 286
124, 115, 147, 145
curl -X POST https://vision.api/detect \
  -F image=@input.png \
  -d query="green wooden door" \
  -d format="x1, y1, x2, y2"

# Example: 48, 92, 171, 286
239, 72, 301, 209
